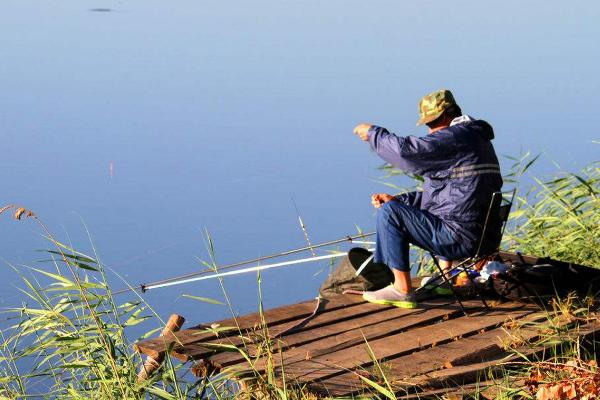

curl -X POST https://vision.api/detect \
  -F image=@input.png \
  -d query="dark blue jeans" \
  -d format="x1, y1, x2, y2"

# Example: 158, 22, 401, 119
374, 201, 473, 272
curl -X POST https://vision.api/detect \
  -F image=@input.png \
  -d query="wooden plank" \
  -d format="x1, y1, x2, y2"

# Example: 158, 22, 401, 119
180, 298, 452, 364
386, 312, 557, 380
210, 301, 531, 380
194, 299, 488, 374
270, 303, 537, 386
271, 299, 452, 350
401, 379, 516, 400
266, 276, 426, 339
135, 293, 364, 359
413, 351, 520, 389
171, 297, 431, 362
398, 318, 600, 398
309, 311, 553, 396
135, 272, 426, 359
402, 343, 543, 394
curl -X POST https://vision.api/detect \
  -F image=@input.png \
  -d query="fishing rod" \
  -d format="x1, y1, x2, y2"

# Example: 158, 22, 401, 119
113, 231, 375, 295
134, 249, 375, 292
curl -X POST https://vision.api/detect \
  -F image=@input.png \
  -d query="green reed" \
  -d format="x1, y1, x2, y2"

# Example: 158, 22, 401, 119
0, 206, 204, 399
504, 158, 600, 267
0, 211, 317, 399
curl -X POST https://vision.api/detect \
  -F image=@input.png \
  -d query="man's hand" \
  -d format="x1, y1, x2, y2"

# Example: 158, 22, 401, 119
371, 193, 394, 208
353, 123, 372, 141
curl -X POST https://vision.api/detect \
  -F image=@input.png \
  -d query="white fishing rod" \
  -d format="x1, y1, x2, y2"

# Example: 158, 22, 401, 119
141, 248, 375, 291
113, 231, 375, 295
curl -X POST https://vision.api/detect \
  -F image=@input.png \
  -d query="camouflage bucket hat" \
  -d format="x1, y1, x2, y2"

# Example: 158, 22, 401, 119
416, 89, 457, 126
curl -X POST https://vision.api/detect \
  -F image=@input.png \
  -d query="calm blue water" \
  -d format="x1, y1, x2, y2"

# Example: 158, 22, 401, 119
1, 1, 599, 331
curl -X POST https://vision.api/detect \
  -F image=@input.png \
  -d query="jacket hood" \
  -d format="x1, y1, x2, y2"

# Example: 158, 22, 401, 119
469, 120, 495, 140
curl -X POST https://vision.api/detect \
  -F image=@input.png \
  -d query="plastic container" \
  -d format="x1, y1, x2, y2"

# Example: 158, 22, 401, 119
480, 261, 509, 280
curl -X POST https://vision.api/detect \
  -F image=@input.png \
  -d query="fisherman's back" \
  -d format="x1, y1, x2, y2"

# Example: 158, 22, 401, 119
420, 119, 502, 229
368, 117, 502, 247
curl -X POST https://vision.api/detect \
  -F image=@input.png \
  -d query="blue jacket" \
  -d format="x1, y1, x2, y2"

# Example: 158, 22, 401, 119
368, 119, 503, 249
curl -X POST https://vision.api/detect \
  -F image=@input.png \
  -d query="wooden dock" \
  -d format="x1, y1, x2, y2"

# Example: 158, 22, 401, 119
135, 252, 600, 398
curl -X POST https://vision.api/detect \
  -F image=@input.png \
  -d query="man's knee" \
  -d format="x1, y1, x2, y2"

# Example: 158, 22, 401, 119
376, 201, 394, 225
377, 201, 411, 226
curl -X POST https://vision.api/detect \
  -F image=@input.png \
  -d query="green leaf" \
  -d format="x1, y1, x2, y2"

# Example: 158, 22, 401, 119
45, 250, 97, 264
27, 267, 74, 286
521, 152, 541, 173
71, 261, 98, 271
182, 294, 223, 305
356, 373, 396, 399
146, 386, 178, 400
125, 315, 152, 326
139, 327, 162, 340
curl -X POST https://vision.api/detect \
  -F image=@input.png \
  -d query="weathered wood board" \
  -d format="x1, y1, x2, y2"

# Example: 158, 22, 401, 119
134, 252, 600, 397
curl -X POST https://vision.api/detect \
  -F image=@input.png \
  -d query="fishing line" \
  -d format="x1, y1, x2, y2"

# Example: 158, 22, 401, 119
291, 198, 316, 256
113, 231, 375, 295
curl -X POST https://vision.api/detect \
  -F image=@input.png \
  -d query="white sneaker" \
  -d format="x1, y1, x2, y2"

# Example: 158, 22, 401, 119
362, 285, 418, 309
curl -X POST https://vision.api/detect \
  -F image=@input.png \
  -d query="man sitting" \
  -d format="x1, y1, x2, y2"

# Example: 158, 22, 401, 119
353, 89, 502, 308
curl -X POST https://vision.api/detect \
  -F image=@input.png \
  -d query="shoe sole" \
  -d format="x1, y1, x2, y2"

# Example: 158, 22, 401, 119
363, 297, 417, 309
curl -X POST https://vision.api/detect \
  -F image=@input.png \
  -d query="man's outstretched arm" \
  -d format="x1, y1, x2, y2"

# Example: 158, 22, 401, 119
354, 123, 457, 175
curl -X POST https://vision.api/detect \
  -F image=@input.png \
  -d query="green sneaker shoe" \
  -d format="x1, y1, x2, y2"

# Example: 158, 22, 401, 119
421, 277, 454, 296
362, 285, 418, 309
433, 282, 454, 296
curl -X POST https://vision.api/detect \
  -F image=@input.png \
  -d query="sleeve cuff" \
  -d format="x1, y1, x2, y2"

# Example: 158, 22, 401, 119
367, 125, 382, 149
367, 125, 379, 140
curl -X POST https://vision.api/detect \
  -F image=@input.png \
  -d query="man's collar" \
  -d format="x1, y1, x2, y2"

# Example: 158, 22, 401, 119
450, 115, 475, 126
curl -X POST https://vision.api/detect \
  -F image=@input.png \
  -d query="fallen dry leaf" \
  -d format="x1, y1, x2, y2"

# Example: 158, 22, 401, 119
564, 383, 577, 399
547, 383, 562, 399
529, 358, 600, 400
528, 369, 545, 384
536, 385, 551, 400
